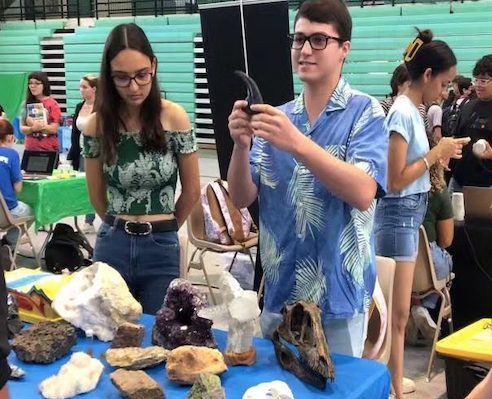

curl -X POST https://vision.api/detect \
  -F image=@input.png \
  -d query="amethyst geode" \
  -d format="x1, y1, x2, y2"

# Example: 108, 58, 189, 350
152, 279, 217, 350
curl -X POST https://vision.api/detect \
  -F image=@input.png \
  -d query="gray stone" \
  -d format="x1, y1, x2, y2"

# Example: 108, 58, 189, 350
12, 322, 76, 364
110, 369, 165, 399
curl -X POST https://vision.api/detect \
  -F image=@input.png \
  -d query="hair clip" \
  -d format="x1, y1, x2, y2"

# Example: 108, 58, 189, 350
404, 38, 424, 63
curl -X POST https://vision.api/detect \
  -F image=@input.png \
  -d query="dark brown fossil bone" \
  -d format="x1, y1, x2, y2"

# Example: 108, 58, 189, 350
234, 70, 264, 115
272, 300, 335, 389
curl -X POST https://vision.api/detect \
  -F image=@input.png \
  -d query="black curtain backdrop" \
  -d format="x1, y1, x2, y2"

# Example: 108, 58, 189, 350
200, 0, 294, 296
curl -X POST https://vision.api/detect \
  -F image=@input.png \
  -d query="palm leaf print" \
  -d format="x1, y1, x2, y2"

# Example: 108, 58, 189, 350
254, 138, 279, 189
291, 257, 327, 305
287, 162, 325, 240
259, 221, 284, 285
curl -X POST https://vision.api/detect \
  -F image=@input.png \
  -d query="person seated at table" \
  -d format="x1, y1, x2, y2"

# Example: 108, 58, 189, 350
408, 149, 454, 344
20, 71, 61, 152
0, 119, 34, 270
83, 24, 200, 315
67, 74, 98, 234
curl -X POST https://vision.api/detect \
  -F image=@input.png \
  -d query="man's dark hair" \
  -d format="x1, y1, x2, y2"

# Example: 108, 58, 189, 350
473, 54, 492, 77
294, 0, 352, 42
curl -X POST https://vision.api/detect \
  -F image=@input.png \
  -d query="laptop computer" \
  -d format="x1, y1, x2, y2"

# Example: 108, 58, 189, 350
463, 186, 492, 223
21, 150, 58, 180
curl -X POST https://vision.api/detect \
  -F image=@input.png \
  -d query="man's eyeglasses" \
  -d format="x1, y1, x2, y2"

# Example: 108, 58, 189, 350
288, 33, 343, 50
473, 77, 492, 86
112, 72, 153, 88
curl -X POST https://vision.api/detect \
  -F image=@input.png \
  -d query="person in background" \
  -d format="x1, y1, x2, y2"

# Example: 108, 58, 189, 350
67, 75, 98, 233
0, 105, 5, 119
374, 29, 469, 398
441, 75, 473, 138
426, 87, 449, 141
20, 72, 61, 152
83, 24, 200, 315
228, 0, 388, 357
0, 119, 33, 270
450, 55, 492, 193
380, 64, 429, 131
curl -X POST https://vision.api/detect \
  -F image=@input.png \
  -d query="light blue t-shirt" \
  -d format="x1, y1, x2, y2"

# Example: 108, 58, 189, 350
250, 77, 388, 319
385, 94, 430, 197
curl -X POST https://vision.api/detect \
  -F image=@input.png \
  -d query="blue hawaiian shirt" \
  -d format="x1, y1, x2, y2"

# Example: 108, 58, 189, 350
250, 77, 388, 319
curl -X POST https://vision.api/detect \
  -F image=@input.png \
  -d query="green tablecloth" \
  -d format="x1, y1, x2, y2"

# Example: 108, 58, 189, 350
18, 175, 95, 228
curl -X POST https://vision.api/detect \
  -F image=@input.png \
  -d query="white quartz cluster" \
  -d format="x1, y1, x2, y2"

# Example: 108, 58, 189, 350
52, 262, 142, 341
39, 352, 104, 399
220, 272, 261, 353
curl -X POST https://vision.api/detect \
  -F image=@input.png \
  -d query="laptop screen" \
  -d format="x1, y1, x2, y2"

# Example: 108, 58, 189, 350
21, 151, 58, 175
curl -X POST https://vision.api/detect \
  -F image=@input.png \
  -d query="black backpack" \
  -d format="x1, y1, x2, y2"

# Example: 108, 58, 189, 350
442, 102, 463, 137
45, 223, 93, 274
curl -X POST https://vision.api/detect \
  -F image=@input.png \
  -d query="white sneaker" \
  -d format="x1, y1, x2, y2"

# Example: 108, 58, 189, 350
82, 223, 96, 234
402, 377, 416, 394
411, 305, 437, 343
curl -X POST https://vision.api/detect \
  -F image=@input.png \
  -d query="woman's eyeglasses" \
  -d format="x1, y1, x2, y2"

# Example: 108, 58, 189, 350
112, 72, 153, 88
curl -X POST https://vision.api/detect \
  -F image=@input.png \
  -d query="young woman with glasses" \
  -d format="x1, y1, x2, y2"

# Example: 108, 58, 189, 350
82, 24, 200, 314
20, 71, 62, 151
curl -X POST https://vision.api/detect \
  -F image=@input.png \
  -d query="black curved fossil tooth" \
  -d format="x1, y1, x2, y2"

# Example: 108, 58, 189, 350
234, 70, 264, 115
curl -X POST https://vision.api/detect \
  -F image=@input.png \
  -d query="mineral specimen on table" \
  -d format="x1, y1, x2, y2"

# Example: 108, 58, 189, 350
110, 369, 165, 399
215, 272, 260, 366
12, 322, 76, 364
105, 346, 169, 369
242, 381, 294, 399
166, 345, 228, 385
52, 262, 142, 341
187, 373, 225, 399
152, 279, 216, 350
111, 322, 145, 348
39, 352, 104, 399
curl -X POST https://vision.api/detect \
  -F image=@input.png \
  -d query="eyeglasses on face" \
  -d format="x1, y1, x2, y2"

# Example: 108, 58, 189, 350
28, 81, 43, 86
288, 33, 343, 50
473, 77, 492, 86
112, 71, 153, 88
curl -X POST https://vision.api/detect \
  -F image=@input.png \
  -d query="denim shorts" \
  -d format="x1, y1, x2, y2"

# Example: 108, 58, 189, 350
94, 222, 180, 315
374, 193, 428, 262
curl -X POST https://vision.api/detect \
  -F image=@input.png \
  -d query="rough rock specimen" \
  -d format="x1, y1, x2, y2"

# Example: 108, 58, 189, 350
110, 369, 165, 399
152, 279, 216, 350
39, 352, 104, 399
105, 346, 169, 370
52, 262, 142, 341
242, 381, 294, 399
13, 322, 76, 364
111, 322, 145, 348
224, 346, 256, 367
166, 345, 227, 385
188, 373, 225, 399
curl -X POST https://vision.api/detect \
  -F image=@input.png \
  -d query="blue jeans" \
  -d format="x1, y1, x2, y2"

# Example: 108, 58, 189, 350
422, 241, 453, 309
374, 193, 428, 262
93, 222, 180, 315
5, 201, 33, 247
260, 310, 368, 357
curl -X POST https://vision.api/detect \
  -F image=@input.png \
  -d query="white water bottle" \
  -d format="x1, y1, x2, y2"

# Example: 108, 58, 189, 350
473, 139, 488, 156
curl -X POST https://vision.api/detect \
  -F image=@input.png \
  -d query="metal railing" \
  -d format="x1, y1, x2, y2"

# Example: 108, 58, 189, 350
0, 0, 469, 24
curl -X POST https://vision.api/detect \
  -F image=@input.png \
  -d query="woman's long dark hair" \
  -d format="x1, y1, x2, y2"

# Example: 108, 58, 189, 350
96, 23, 165, 164
26, 71, 51, 103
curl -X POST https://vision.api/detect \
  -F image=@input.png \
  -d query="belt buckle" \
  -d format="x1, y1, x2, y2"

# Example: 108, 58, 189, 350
124, 221, 152, 236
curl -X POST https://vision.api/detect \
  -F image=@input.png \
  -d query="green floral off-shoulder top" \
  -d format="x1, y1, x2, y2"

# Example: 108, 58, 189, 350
83, 131, 197, 215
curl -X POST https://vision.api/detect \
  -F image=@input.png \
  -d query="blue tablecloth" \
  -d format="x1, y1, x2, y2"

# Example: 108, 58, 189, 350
8, 315, 391, 398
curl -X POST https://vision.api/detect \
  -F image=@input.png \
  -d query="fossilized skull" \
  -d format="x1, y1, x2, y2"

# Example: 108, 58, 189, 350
272, 300, 335, 389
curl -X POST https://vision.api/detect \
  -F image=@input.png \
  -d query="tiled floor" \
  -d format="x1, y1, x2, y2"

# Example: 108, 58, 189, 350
12, 148, 449, 398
